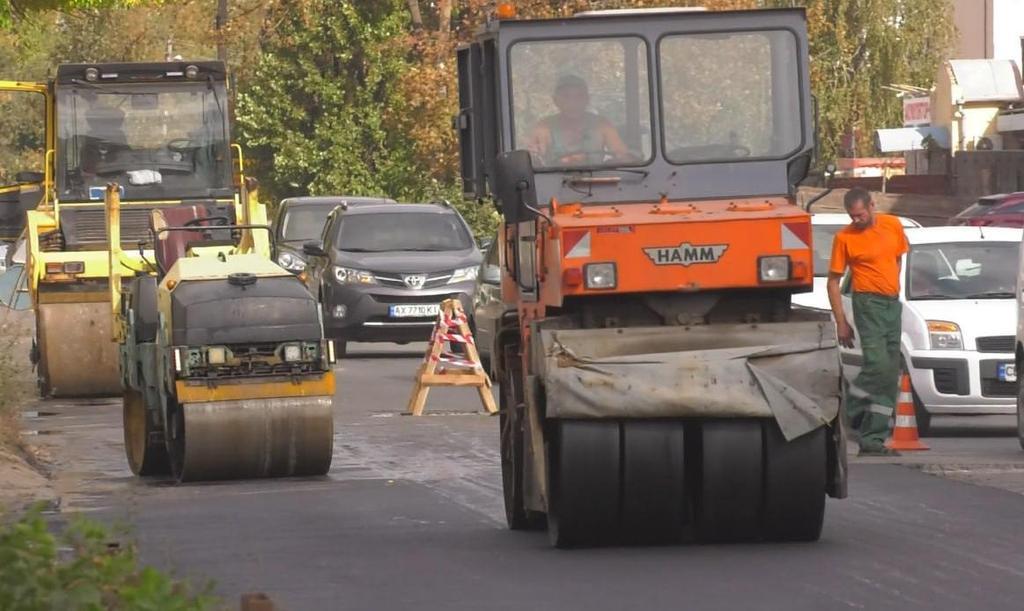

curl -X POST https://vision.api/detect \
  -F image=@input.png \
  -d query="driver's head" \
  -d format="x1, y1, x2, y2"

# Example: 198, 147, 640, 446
843, 188, 876, 229
85, 104, 125, 136
553, 74, 590, 120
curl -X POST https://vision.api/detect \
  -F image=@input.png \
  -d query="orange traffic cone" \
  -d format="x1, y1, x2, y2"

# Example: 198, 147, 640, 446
886, 373, 929, 451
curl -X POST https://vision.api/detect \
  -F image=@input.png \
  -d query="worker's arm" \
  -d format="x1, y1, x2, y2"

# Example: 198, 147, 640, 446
827, 272, 855, 349
598, 119, 632, 160
524, 121, 552, 164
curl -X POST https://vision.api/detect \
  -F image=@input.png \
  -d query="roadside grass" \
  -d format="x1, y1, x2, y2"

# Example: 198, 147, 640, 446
0, 309, 36, 462
0, 506, 221, 610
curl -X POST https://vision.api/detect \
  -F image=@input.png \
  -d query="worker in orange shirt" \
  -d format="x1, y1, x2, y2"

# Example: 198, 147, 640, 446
827, 188, 909, 456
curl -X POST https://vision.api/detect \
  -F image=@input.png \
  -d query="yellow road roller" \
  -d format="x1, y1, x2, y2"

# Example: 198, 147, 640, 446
0, 61, 267, 397
106, 180, 336, 481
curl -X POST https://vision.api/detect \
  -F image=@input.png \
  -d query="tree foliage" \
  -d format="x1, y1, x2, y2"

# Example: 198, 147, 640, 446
0, 506, 218, 610
0, 0, 954, 236
800, 0, 955, 161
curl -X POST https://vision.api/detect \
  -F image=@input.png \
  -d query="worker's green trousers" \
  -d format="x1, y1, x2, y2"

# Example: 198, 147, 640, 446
845, 293, 902, 449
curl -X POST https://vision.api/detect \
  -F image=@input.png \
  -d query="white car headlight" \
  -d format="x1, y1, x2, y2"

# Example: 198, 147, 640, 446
759, 256, 791, 282
334, 266, 377, 285
277, 251, 306, 273
585, 262, 616, 289
449, 266, 479, 284
927, 320, 963, 350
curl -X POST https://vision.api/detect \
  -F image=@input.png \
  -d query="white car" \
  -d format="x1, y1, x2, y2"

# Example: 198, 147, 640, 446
793, 213, 921, 311
840, 226, 1021, 432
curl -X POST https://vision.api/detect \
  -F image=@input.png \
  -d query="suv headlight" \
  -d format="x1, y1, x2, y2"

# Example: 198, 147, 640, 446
584, 262, 616, 289
277, 251, 306, 273
334, 266, 377, 285
927, 320, 963, 350
448, 266, 479, 284
759, 256, 791, 282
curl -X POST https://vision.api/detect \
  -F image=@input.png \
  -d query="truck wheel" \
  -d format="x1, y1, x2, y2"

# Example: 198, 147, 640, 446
546, 420, 620, 548
620, 420, 686, 543
695, 419, 763, 542
499, 364, 541, 530
123, 383, 170, 476
1017, 378, 1024, 451
762, 423, 826, 542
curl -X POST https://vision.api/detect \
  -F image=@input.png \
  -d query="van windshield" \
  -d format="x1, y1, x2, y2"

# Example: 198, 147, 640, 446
281, 206, 336, 243
908, 242, 1019, 300
334, 212, 473, 253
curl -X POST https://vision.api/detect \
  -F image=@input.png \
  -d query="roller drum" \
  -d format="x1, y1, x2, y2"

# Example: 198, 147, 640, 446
37, 302, 121, 397
171, 396, 334, 482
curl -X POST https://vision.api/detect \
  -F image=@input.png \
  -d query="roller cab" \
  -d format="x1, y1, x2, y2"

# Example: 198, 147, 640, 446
459, 7, 845, 546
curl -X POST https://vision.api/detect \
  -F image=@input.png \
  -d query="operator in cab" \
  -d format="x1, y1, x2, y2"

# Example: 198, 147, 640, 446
525, 74, 631, 167
79, 99, 129, 177
826, 188, 909, 457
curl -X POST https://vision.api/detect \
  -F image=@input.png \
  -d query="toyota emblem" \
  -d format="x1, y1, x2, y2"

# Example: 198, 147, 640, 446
403, 274, 427, 289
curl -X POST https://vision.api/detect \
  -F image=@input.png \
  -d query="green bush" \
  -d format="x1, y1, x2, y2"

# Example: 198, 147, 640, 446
0, 506, 219, 611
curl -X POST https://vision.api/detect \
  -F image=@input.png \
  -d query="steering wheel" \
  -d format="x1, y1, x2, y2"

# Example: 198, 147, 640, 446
167, 138, 197, 154
183, 215, 230, 228
668, 144, 751, 161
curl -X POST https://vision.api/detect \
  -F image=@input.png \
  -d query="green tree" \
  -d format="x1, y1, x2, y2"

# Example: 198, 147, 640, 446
791, 0, 955, 162
0, 0, 146, 28
238, 1, 418, 202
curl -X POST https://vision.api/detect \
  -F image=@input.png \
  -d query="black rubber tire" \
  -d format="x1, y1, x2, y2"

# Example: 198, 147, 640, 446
762, 423, 826, 542
547, 420, 620, 548
1017, 376, 1024, 451
695, 419, 763, 543
131, 276, 159, 343
123, 384, 170, 476
500, 361, 542, 530
621, 420, 686, 543
335, 340, 347, 359
167, 399, 187, 482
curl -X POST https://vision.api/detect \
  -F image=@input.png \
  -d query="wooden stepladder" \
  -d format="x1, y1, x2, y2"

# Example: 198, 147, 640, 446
407, 298, 497, 416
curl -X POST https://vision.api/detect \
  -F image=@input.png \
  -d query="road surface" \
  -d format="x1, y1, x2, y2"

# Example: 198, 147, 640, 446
21, 343, 1024, 610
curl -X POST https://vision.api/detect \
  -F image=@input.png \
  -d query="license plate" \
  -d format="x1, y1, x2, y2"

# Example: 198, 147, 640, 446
389, 304, 440, 318
999, 363, 1017, 383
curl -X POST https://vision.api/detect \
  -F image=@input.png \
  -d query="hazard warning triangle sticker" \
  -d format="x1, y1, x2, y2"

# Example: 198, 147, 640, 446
563, 230, 591, 258
781, 223, 810, 250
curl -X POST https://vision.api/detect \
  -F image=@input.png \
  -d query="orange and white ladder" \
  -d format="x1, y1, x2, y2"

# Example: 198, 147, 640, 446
406, 298, 497, 416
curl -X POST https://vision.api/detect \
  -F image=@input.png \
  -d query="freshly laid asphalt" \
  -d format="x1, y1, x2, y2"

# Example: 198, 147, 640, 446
24, 343, 1024, 611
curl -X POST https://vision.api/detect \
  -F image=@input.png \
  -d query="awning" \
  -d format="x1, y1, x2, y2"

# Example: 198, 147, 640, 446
948, 59, 1023, 103
875, 127, 951, 152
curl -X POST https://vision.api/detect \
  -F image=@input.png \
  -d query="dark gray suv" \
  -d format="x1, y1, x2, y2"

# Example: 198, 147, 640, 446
303, 202, 482, 354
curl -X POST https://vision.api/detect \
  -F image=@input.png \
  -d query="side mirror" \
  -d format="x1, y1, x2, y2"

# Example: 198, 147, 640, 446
494, 150, 538, 223
302, 241, 327, 257
825, 162, 837, 178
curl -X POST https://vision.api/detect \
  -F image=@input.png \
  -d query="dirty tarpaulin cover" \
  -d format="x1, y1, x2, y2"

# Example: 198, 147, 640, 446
538, 322, 841, 441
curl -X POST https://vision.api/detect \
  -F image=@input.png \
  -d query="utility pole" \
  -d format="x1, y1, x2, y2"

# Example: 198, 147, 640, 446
216, 0, 228, 63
